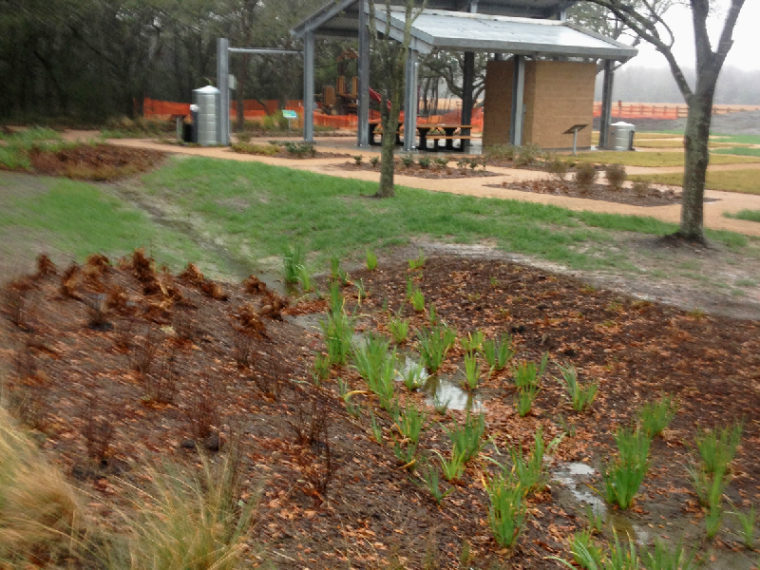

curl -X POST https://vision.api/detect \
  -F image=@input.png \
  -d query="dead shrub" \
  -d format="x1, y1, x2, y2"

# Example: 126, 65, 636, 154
34, 254, 57, 278
234, 303, 267, 338
605, 163, 627, 190
185, 375, 222, 441
5, 385, 48, 431
574, 162, 598, 193
60, 263, 81, 299
83, 293, 112, 331
130, 328, 160, 376
632, 180, 650, 197
545, 155, 569, 181
232, 330, 256, 369
171, 309, 197, 342
144, 350, 179, 404
81, 398, 115, 462
2, 281, 31, 329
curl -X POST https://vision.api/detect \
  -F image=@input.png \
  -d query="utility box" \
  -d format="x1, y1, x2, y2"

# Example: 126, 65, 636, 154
192, 85, 221, 146
609, 121, 635, 151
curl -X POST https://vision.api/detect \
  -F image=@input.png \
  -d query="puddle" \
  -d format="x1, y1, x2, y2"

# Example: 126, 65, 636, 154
552, 462, 607, 517
551, 461, 758, 568
423, 374, 483, 412
395, 353, 483, 412
285, 318, 486, 413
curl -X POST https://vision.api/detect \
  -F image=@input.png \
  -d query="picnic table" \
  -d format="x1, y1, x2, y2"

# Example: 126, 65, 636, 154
369, 121, 473, 152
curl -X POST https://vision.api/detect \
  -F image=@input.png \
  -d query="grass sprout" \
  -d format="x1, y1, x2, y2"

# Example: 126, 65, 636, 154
480, 333, 514, 373
557, 363, 598, 413
602, 427, 651, 509
485, 472, 526, 548
417, 323, 457, 373
463, 352, 480, 391
387, 313, 410, 344
638, 395, 677, 438
460, 330, 484, 354
445, 412, 485, 464
365, 249, 378, 271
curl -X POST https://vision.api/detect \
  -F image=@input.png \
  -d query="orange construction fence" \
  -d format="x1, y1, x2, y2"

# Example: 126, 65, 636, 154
143, 97, 484, 132
593, 101, 760, 120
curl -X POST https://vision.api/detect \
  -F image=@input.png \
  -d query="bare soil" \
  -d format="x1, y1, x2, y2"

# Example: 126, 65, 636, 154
1, 251, 759, 568
27, 143, 165, 181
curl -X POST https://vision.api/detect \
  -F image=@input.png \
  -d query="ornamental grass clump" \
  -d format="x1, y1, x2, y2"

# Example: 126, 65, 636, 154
282, 243, 306, 286
638, 395, 677, 438
445, 412, 485, 465
387, 313, 410, 344
512, 354, 547, 416
0, 408, 86, 566
320, 304, 354, 367
351, 335, 396, 409
557, 363, 598, 413
691, 422, 743, 539
480, 333, 515, 373
462, 352, 480, 391
113, 450, 257, 570
602, 426, 651, 509
460, 330, 485, 354
485, 471, 526, 548
506, 427, 560, 497
417, 323, 457, 373
395, 401, 427, 445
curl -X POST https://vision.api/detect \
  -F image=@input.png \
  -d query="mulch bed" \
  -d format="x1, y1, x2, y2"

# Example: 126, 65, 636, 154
488, 178, 682, 207
2, 253, 759, 567
341, 160, 501, 179
28, 143, 165, 181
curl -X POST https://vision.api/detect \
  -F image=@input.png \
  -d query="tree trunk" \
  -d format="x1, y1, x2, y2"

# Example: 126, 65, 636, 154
678, 94, 713, 243
377, 111, 396, 198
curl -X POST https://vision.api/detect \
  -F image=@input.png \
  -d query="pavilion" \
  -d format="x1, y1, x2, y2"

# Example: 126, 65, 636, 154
291, 0, 636, 151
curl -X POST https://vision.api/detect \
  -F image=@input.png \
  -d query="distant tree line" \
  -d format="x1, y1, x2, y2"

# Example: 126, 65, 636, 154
0, 0, 324, 123
596, 65, 760, 104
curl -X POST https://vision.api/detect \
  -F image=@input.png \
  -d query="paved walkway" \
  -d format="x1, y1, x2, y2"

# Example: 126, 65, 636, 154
96, 133, 760, 238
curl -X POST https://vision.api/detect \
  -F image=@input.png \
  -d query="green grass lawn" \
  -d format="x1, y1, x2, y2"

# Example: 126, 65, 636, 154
630, 169, 760, 195
137, 156, 749, 273
0, 174, 207, 269
0, 156, 754, 283
573, 150, 760, 168
712, 146, 760, 157
725, 209, 760, 223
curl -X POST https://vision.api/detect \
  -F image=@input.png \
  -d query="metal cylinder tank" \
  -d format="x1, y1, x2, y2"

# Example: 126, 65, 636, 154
192, 85, 221, 146
608, 121, 635, 151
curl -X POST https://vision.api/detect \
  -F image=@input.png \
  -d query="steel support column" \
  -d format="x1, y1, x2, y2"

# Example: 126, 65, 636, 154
509, 54, 525, 146
599, 60, 614, 149
403, 48, 418, 151
303, 31, 315, 142
357, 0, 370, 148
217, 38, 230, 145
461, 51, 475, 152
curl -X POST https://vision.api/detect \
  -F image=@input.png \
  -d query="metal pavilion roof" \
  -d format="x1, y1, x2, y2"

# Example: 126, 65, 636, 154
378, 8, 638, 60
292, 1, 636, 62
292, 0, 577, 38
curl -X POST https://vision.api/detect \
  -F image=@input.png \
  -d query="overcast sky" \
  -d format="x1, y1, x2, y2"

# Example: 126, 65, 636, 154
628, 0, 760, 70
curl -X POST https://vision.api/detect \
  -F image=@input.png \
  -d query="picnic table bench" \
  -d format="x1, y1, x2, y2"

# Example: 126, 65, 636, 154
369, 121, 473, 152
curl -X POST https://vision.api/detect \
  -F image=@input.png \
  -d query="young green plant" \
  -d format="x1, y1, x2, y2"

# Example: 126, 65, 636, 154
557, 363, 598, 413
602, 426, 651, 509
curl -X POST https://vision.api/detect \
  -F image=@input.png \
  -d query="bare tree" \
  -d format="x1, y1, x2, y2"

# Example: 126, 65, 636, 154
582, 0, 746, 243
567, 0, 673, 71
369, 0, 423, 198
